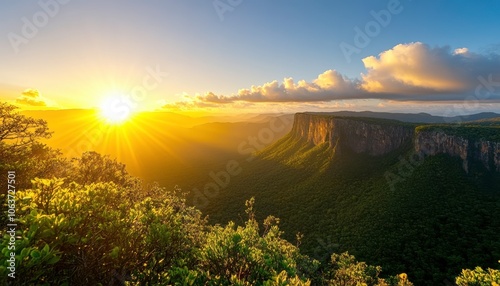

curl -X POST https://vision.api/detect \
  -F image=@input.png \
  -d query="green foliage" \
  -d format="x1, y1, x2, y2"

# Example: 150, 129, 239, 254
326, 252, 384, 285
416, 124, 500, 141
455, 262, 500, 286
1, 142, 72, 190
0, 169, 305, 285
202, 130, 500, 285
0, 177, 206, 285
0, 102, 52, 155
196, 198, 315, 285
0, 175, 412, 285
324, 252, 413, 286
71, 151, 137, 187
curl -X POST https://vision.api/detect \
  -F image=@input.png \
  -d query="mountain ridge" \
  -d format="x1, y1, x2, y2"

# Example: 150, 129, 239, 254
291, 113, 415, 156
302, 111, 500, 124
292, 112, 500, 173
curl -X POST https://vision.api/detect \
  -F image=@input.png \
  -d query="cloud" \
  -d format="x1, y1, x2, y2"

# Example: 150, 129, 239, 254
453, 47, 469, 55
361, 42, 500, 98
198, 70, 362, 103
16, 89, 48, 107
21, 88, 41, 98
162, 100, 219, 110
168, 42, 500, 107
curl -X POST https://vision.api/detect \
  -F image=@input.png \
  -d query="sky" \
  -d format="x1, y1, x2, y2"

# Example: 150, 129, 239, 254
1, 0, 500, 115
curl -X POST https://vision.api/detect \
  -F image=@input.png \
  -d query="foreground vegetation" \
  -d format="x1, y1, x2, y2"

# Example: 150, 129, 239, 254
1, 102, 499, 285
1, 177, 415, 285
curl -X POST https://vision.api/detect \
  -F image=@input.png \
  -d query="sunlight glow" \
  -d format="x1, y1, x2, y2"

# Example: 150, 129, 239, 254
99, 94, 135, 124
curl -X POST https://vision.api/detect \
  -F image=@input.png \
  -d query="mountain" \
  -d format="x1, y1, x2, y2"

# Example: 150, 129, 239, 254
196, 112, 500, 285
415, 126, 500, 172
292, 113, 415, 155
20, 109, 294, 187
292, 113, 500, 172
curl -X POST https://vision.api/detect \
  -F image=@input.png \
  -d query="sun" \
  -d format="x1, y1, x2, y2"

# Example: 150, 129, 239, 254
98, 94, 135, 124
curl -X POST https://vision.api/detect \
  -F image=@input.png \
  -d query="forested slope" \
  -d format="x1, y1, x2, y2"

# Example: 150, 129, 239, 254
202, 115, 500, 285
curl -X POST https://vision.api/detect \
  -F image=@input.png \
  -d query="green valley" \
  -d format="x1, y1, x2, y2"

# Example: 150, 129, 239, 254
196, 114, 500, 285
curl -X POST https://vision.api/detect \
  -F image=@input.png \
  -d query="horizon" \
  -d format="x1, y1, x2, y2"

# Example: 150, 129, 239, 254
1, 1, 500, 116
19, 107, 500, 118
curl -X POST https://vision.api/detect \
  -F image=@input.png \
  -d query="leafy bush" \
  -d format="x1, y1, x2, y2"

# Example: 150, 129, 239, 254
1, 178, 206, 285
195, 198, 316, 285
324, 252, 413, 286
455, 262, 500, 286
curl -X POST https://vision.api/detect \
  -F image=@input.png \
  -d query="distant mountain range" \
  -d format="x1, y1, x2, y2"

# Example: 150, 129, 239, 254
305, 110, 500, 123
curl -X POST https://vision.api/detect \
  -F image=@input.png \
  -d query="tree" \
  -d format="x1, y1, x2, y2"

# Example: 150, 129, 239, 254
455, 262, 500, 286
194, 198, 316, 285
324, 252, 413, 286
71, 151, 136, 188
0, 102, 51, 156
0, 178, 207, 285
0, 103, 62, 228
0, 103, 69, 191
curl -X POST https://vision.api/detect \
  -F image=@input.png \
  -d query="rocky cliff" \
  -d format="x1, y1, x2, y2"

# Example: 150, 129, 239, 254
291, 113, 500, 173
415, 130, 500, 172
291, 113, 414, 156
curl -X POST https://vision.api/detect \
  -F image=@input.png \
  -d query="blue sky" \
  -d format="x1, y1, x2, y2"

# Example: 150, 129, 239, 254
1, 0, 499, 114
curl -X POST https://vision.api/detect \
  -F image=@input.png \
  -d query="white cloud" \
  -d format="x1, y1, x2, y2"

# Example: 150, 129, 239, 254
168, 42, 500, 107
361, 42, 500, 96
453, 47, 469, 55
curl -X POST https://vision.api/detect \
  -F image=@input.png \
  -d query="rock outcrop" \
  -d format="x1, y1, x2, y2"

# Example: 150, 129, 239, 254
415, 130, 500, 172
291, 113, 414, 156
291, 113, 500, 173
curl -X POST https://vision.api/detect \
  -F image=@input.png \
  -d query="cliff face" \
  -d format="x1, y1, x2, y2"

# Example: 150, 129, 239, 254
415, 130, 500, 172
291, 113, 500, 173
291, 113, 414, 156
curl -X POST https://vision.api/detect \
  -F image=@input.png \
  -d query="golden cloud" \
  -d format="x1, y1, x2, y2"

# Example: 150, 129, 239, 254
16, 89, 48, 107
169, 42, 500, 106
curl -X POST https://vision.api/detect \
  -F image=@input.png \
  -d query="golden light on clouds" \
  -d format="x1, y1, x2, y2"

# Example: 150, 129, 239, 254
174, 42, 500, 108
15, 88, 52, 107
361, 42, 469, 93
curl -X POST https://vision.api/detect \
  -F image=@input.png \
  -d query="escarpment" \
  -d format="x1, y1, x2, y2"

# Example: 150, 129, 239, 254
291, 113, 414, 156
291, 113, 500, 173
415, 130, 500, 172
